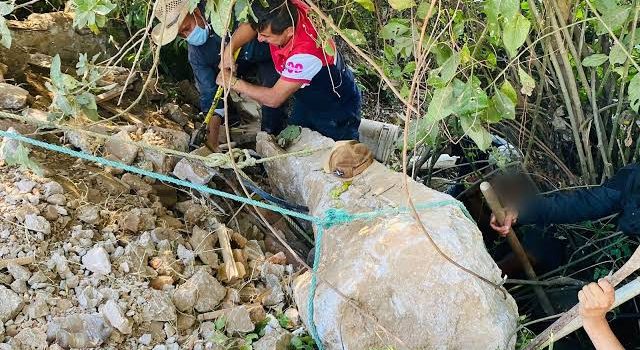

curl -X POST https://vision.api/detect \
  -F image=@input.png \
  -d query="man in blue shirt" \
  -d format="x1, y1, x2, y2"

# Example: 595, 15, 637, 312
151, 0, 286, 150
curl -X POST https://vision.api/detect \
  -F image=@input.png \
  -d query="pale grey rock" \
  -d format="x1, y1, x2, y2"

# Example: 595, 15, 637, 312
257, 130, 519, 350
77, 205, 100, 225
47, 313, 112, 348
24, 214, 50, 234
140, 290, 176, 322
82, 247, 111, 275
42, 181, 63, 197
100, 299, 132, 334
11, 327, 47, 349
0, 83, 29, 110
172, 267, 225, 313
104, 130, 139, 165
0, 286, 23, 322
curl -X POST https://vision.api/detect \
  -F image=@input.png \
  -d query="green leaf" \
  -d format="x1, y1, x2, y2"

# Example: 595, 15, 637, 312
452, 78, 489, 116
493, 89, 516, 120
485, 0, 519, 20
354, 0, 375, 11
502, 13, 530, 58
323, 40, 336, 56
480, 101, 502, 124
460, 44, 471, 64
1, 141, 43, 176
460, 115, 492, 151
629, 73, 640, 113
425, 84, 454, 123
402, 61, 417, 75
342, 29, 366, 47
387, 0, 415, 11
597, 6, 631, 35
49, 55, 65, 90
206, 0, 234, 36
0, 17, 10, 49
582, 53, 608, 67
609, 42, 627, 65
416, 1, 431, 20
439, 52, 460, 84
500, 81, 518, 104
518, 68, 535, 96
402, 117, 439, 150
214, 316, 226, 331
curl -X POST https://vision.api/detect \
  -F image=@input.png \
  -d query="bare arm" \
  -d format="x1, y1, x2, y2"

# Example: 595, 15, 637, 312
579, 280, 624, 350
216, 69, 301, 108
220, 23, 258, 70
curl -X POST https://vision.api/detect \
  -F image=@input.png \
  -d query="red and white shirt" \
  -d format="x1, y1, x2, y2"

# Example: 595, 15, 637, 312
270, 0, 336, 86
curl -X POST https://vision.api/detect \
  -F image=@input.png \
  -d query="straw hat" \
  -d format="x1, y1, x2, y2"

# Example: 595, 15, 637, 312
323, 141, 374, 181
151, 0, 190, 46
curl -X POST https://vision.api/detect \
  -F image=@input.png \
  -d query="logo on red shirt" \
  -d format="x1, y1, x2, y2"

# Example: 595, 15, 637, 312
286, 61, 304, 74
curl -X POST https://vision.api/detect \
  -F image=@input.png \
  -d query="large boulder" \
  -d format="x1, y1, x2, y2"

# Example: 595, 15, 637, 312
256, 129, 519, 350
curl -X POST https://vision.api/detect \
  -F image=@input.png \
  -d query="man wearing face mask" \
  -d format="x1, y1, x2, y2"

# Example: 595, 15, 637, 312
151, 0, 285, 150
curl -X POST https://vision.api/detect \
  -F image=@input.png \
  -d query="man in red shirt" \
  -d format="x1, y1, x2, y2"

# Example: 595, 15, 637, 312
214, 0, 361, 149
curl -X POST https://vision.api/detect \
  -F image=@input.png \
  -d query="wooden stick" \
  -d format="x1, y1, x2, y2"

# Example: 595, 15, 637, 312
217, 226, 239, 280
525, 245, 640, 349
0, 256, 35, 270
480, 182, 555, 315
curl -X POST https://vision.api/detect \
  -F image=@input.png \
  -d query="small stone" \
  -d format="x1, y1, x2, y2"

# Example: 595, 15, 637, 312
284, 308, 300, 327
42, 181, 63, 197
150, 276, 174, 290
82, 247, 112, 275
47, 313, 112, 348
42, 205, 59, 221
177, 313, 196, 331
172, 267, 225, 313
244, 240, 265, 262
46, 193, 66, 206
24, 214, 51, 234
6, 263, 30, 282
11, 328, 47, 349
100, 300, 132, 334
77, 205, 100, 225
190, 226, 218, 267
252, 325, 292, 350
141, 290, 176, 322
172, 148, 217, 186
28, 294, 50, 319
0, 83, 29, 110
176, 244, 195, 265
0, 286, 23, 322
10, 280, 27, 294
225, 305, 254, 334
105, 130, 139, 165
262, 274, 284, 307
266, 252, 287, 265
121, 173, 153, 197
139, 333, 152, 345
15, 180, 36, 194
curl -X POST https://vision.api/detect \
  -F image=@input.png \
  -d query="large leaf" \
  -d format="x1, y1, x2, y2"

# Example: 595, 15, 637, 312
403, 118, 440, 150
355, 0, 375, 12
502, 13, 530, 58
629, 73, 640, 113
49, 55, 66, 91
460, 114, 492, 151
597, 6, 631, 35
425, 85, 454, 124
493, 89, 516, 120
582, 53, 608, 67
452, 78, 489, 116
416, 1, 431, 20
609, 42, 627, 65
439, 51, 460, 84
485, 0, 519, 21
387, 0, 415, 11
1, 141, 43, 176
206, 0, 234, 36
342, 29, 367, 47
500, 80, 518, 104
518, 68, 536, 96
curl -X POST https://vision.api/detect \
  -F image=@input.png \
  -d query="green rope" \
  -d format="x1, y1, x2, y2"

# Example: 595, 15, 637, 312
0, 130, 478, 350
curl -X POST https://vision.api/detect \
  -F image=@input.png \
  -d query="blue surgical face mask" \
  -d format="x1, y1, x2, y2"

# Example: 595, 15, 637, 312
186, 25, 209, 46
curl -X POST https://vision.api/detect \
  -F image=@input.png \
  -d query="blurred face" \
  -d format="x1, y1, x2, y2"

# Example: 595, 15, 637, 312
257, 25, 294, 47
178, 8, 205, 38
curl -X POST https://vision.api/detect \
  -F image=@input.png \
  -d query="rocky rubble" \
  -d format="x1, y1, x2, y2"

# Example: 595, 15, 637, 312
0, 134, 307, 349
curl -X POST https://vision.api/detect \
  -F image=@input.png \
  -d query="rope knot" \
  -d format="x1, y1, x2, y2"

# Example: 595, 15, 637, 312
322, 208, 353, 228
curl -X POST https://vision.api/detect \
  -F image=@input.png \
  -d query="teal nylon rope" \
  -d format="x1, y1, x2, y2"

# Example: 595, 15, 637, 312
0, 130, 475, 350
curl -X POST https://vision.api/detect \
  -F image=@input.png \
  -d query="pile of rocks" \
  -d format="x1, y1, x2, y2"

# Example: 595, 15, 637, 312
0, 132, 305, 349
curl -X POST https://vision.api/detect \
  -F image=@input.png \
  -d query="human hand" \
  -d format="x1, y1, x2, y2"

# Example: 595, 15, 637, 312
216, 69, 237, 87
579, 279, 615, 322
489, 208, 518, 237
219, 46, 236, 72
